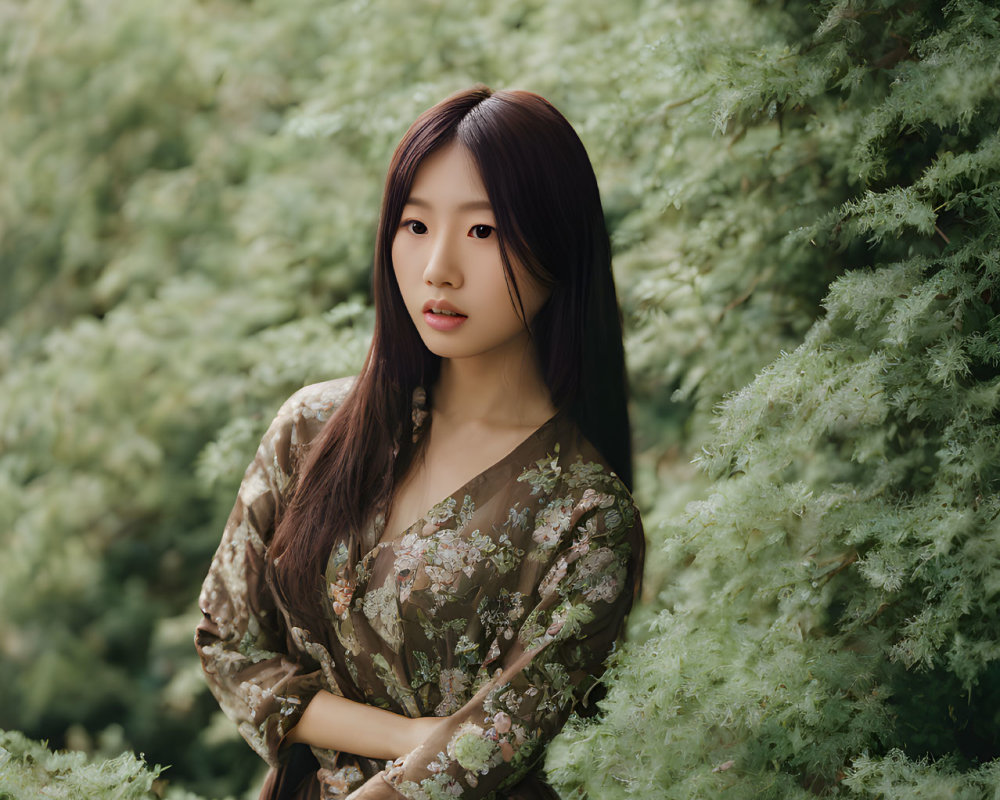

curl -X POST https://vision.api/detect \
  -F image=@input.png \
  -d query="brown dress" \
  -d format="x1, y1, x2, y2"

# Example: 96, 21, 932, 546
195, 378, 643, 800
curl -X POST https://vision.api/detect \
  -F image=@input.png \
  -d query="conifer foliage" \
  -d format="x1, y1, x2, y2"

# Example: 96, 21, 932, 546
549, 1, 1000, 797
0, 730, 172, 800
1, 0, 998, 797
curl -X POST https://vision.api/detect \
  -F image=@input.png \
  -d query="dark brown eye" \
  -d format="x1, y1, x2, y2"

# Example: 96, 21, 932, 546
469, 224, 494, 239
406, 220, 428, 235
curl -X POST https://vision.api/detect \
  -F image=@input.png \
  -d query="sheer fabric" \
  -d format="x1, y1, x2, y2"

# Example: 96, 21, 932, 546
196, 378, 643, 799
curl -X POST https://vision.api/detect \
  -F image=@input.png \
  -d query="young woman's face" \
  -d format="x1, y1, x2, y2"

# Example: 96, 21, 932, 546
392, 141, 549, 363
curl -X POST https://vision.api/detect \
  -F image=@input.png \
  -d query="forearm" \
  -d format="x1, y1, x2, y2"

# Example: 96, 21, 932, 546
284, 689, 437, 761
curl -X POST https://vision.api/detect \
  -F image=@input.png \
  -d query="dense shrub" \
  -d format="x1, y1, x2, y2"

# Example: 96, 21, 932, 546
1, 0, 997, 796
548, 1, 1000, 797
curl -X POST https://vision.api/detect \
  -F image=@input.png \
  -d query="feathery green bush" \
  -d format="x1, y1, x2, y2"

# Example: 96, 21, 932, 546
2, 0, 998, 796
548, 1, 1000, 796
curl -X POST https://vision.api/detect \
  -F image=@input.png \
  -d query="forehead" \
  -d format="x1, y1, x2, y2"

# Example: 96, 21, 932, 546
405, 141, 490, 209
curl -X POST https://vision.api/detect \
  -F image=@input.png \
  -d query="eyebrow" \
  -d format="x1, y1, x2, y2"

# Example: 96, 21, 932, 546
403, 196, 494, 212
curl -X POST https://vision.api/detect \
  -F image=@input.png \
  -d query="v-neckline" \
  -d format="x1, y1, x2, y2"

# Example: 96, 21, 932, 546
373, 408, 562, 551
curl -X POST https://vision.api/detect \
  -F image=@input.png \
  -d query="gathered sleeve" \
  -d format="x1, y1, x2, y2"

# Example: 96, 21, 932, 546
350, 474, 643, 800
195, 381, 349, 767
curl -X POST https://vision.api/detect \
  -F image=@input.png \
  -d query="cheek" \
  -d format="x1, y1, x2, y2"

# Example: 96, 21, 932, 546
524, 282, 551, 320
511, 270, 552, 324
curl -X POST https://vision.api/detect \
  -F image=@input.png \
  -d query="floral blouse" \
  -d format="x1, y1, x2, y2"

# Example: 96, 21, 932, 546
196, 378, 643, 800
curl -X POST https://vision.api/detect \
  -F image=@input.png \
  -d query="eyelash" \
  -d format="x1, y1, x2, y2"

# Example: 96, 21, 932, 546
402, 220, 495, 239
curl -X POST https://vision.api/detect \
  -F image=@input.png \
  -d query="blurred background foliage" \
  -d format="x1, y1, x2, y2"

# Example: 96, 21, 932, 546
1, 0, 998, 797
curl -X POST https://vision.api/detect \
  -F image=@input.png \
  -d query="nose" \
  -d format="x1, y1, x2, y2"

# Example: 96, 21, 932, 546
422, 230, 463, 289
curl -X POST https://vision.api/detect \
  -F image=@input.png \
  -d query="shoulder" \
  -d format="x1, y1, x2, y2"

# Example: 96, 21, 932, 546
565, 443, 641, 547
274, 375, 356, 425
257, 376, 356, 480
522, 416, 643, 546
557, 417, 637, 504
518, 418, 645, 611
558, 430, 645, 605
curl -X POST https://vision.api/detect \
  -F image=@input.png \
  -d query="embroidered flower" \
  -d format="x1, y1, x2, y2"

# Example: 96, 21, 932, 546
241, 681, 268, 714
584, 575, 621, 603
447, 723, 497, 772
384, 757, 406, 787
327, 576, 355, 619
575, 547, 616, 579
426, 497, 458, 526
533, 498, 573, 549
604, 507, 623, 529
538, 557, 568, 599
435, 668, 470, 715
318, 765, 363, 798
492, 711, 512, 734
393, 548, 425, 604
362, 579, 403, 651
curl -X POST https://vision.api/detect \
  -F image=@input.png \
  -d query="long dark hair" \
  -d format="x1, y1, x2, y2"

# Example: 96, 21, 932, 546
268, 85, 633, 619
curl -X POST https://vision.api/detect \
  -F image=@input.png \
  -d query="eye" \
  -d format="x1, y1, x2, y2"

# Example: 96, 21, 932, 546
469, 224, 494, 239
403, 220, 427, 235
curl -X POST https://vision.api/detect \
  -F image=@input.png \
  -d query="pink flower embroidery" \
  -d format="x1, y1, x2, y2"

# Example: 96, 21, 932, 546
327, 577, 355, 619
493, 711, 512, 734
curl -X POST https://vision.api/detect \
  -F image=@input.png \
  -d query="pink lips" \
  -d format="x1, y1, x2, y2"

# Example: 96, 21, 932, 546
422, 300, 467, 331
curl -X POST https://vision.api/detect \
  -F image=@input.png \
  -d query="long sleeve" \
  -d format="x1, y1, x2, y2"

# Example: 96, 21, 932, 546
350, 473, 642, 800
195, 379, 352, 767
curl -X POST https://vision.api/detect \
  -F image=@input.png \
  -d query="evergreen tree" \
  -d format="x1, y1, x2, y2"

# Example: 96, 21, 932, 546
549, 1, 1000, 796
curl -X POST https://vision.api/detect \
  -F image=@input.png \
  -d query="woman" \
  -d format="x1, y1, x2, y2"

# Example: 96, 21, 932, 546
196, 85, 645, 800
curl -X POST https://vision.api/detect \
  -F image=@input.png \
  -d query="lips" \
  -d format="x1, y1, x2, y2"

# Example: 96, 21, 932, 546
422, 299, 467, 317
422, 299, 467, 331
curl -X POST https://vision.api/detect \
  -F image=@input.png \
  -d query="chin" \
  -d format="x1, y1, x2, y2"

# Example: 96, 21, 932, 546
413, 330, 454, 358
420, 342, 468, 360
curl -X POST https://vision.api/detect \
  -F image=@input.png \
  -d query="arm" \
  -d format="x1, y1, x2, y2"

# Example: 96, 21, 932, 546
285, 689, 449, 760
195, 381, 354, 766
347, 481, 643, 799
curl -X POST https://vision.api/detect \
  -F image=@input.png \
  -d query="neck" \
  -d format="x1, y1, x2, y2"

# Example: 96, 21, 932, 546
432, 334, 555, 428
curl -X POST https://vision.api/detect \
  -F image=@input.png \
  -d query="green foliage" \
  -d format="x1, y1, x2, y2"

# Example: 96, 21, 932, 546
2, 0, 999, 796
844, 750, 1000, 799
0, 729, 205, 800
548, 0, 1000, 797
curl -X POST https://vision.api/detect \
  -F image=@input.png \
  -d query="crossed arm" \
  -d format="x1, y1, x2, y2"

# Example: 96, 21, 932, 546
284, 689, 448, 761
